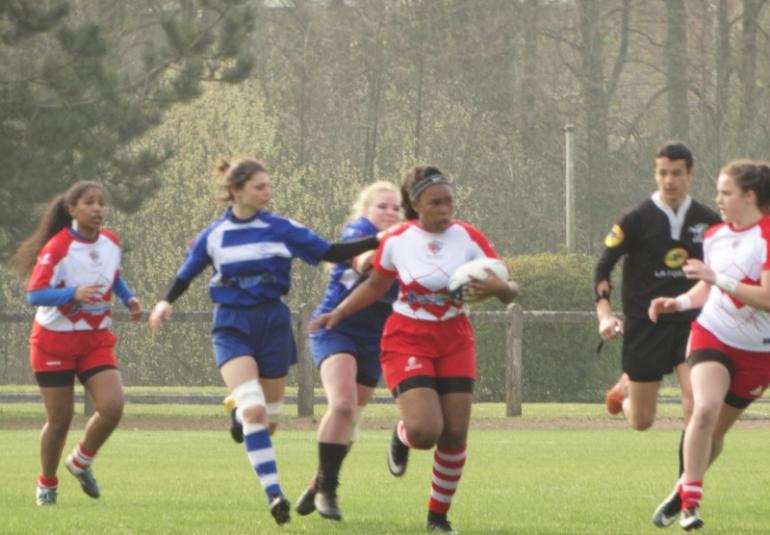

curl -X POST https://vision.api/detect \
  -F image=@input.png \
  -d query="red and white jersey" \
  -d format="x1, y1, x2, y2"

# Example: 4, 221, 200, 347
28, 228, 123, 331
697, 215, 770, 351
373, 220, 498, 321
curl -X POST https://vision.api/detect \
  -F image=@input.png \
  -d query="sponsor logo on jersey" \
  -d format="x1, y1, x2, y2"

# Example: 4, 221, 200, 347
405, 291, 448, 307
664, 247, 688, 268
687, 223, 709, 244
604, 225, 624, 247
38, 253, 51, 265
404, 356, 423, 372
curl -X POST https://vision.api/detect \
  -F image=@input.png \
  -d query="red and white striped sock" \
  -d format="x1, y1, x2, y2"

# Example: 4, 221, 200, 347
69, 443, 95, 473
38, 474, 58, 490
679, 480, 703, 510
396, 420, 419, 449
428, 445, 467, 515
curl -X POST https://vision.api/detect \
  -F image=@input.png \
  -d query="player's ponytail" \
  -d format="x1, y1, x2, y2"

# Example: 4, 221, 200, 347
756, 160, 770, 213
10, 181, 103, 276
214, 158, 267, 203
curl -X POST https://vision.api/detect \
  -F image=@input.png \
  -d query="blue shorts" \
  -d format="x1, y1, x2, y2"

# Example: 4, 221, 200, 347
310, 328, 382, 387
212, 301, 297, 378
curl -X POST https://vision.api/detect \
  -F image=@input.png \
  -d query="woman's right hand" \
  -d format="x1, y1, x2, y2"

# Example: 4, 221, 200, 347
648, 297, 677, 323
598, 315, 623, 341
149, 300, 173, 332
308, 311, 340, 333
74, 284, 104, 305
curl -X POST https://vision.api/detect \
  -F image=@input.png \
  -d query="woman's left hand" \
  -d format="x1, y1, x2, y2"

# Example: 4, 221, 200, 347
465, 269, 519, 302
127, 297, 143, 322
682, 259, 716, 284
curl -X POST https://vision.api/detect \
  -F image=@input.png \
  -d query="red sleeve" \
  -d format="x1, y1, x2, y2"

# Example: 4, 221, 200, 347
101, 228, 123, 281
100, 228, 121, 245
27, 231, 72, 291
372, 237, 398, 279
704, 222, 724, 240
455, 221, 498, 258
372, 222, 410, 278
759, 217, 770, 271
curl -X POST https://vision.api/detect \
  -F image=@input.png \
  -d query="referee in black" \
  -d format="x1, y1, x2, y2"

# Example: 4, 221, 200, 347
593, 141, 721, 528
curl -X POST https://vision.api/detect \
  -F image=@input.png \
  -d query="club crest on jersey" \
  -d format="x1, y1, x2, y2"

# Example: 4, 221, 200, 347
687, 223, 709, 244
427, 240, 443, 255
89, 250, 100, 263
664, 247, 688, 268
604, 225, 624, 248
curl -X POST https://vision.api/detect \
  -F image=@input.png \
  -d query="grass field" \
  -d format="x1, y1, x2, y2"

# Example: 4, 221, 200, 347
1, 400, 769, 534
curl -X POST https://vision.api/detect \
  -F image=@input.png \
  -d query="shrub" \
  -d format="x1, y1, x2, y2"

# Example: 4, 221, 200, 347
473, 253, 622, 402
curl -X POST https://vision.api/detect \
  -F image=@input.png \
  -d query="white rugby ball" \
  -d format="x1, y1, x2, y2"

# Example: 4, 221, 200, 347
448, 257, 509, 303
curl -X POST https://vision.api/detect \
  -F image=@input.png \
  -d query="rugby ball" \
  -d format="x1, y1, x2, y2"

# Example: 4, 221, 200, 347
448, 257, 509, 303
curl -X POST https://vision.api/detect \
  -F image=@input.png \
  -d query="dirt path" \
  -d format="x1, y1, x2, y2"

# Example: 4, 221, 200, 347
2, 414, 767, 431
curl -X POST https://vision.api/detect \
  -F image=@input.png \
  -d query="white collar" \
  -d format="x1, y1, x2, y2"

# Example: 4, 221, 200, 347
651, 192, 692, 241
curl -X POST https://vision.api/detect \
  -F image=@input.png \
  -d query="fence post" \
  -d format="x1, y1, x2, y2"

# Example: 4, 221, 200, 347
295, 303, 315, 417
505, 303, 523, 416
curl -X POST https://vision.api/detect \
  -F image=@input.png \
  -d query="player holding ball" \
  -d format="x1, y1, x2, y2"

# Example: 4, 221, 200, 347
310, 165, 518, 534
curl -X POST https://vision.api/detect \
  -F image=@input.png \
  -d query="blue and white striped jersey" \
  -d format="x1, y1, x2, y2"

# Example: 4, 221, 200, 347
313, 217, 397, 336
177, 208, 331, 306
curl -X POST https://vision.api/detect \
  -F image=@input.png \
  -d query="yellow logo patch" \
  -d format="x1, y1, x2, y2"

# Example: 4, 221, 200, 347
664, 247, 688, 268
604, 225, 624, 248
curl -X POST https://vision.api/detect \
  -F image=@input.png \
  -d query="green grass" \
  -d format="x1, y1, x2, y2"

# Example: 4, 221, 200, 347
1, 404, 770, 534
3, 398, 770, 422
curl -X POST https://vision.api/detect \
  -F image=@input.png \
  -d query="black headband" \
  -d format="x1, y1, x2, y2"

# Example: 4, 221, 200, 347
409, 174, 452, 201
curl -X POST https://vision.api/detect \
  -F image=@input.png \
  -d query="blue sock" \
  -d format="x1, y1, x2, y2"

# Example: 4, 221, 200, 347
243, 422, 283, 501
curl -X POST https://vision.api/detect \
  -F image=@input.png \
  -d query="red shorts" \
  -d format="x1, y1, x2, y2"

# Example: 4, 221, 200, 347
690, 321, 770, 404
380, 313, 476, 392
30, 322, 118, 376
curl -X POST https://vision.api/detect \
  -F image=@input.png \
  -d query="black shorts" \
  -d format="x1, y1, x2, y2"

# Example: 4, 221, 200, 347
622, 317, 690, 382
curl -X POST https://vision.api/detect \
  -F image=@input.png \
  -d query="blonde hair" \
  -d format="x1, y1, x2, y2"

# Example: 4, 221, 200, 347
348, 180, 401, 222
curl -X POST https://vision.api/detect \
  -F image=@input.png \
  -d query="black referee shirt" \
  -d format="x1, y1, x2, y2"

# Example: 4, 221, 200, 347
594, 195, 721, 322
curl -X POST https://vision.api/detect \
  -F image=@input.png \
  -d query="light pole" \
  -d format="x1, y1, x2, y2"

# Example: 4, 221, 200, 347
563, 124, 577, 253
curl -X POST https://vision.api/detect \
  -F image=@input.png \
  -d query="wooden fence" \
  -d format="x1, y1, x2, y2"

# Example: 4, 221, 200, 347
0, 307, 598, 417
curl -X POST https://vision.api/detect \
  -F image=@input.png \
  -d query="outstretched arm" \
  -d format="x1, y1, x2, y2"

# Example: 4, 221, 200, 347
683, 258, 770, 312
648, 280, 710, 323
310, 270, 395, 331
149, 277, 191, 332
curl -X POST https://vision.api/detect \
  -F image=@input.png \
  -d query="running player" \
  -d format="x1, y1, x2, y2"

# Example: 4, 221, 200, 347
649, 160, 770, 530
10, 181, 143, 506
311, 165, 519, 534
148, 158, 382, 525
294, 181, 401, 520
593, 142, 720, 526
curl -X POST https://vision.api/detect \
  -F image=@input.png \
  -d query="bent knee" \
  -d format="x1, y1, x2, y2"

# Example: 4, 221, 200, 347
241, 404, 268, 425
95, 399, 124, 423
630, 418, 654, 431
629, 410, 656, 430
329, 400, 356, 422
46, 417, 73, 437
406, 425, 441, 449
691, 404, 721, 428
